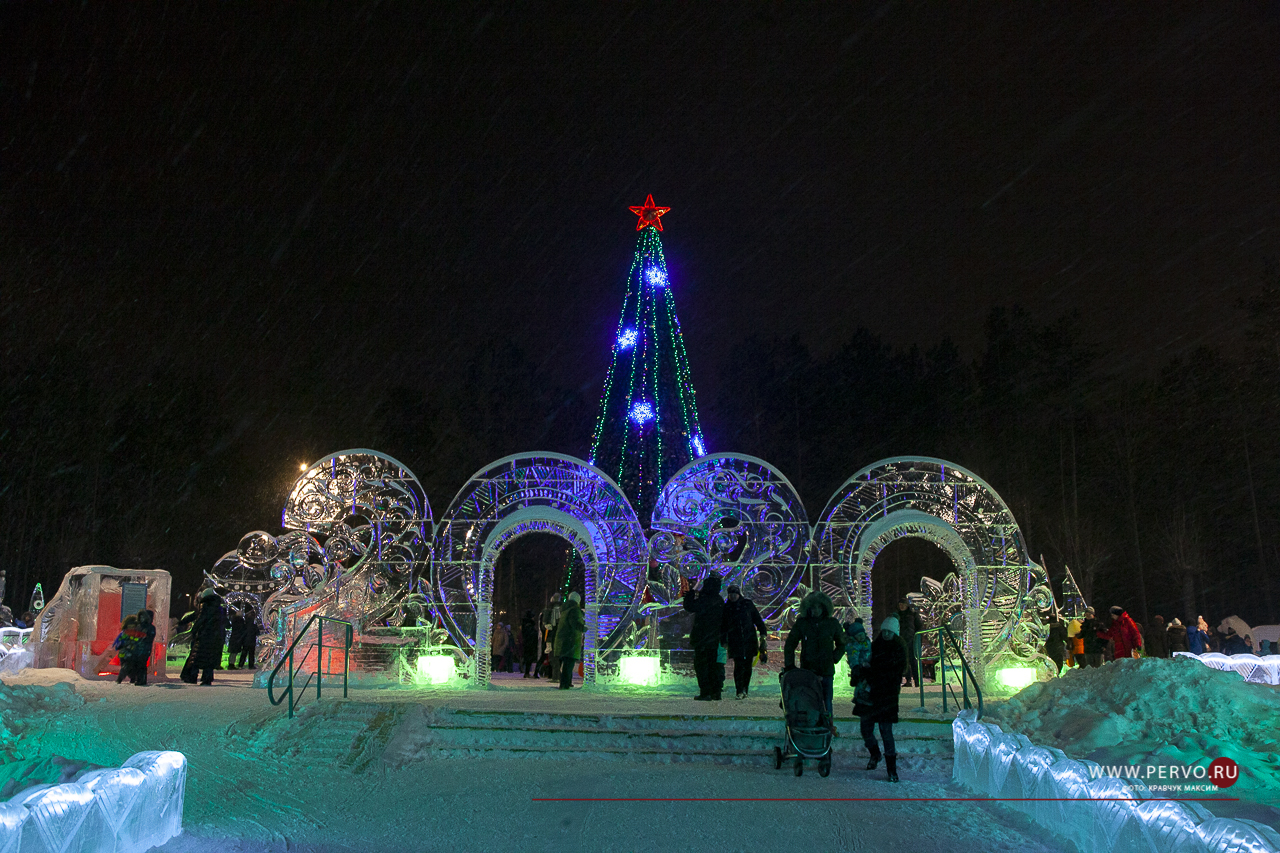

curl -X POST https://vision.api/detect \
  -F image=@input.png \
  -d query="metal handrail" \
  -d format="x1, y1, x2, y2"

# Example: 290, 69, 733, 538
267, 615, 353, 718
914, 625, 983, 719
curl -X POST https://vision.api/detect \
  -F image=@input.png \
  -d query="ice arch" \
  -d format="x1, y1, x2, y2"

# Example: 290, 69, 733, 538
431, 452, 648, 683
810, 457, 1050, 676
647, 453, 809, 625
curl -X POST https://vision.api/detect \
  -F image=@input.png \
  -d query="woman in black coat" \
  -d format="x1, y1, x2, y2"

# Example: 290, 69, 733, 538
721, 584, 768, 699
186, 589, 227, 685
854, 614, 907, 782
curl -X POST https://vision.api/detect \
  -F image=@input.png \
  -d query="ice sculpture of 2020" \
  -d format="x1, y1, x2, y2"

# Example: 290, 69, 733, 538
215, 450, 1052, 687
647, 454, 809, 627
1, 751, 186, 853
1174, 652, 1280, 686
811, 458, 1054, 682
952, 711, 1280, 853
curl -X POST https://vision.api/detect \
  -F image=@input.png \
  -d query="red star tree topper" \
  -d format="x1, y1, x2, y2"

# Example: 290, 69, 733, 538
629, 194, 671, 231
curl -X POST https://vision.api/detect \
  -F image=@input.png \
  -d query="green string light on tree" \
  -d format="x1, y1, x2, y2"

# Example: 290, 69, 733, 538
589, 196, 707, 523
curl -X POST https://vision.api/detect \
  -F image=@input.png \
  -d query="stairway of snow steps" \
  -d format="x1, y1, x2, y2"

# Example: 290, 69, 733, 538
0, 750, 185, 853
953, 711, 1280, 853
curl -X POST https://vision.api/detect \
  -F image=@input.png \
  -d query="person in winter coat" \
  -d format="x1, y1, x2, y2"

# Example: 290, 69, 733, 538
185, 588, 227, 685
490, 620, 510, 673
720, 583, 768, 699
784, 591, 847, 727
113, 615, 146, 684
227, 611, 248, 670
1187, 616, 1211, 654
553, 592, 586, 689
128, 610, 157, 685
843, 618, 872, 686
541, 594, 562, 681
854, 614, 907, 782
1098, 606, 1142, 661
1079, 607, 1105, 667
895, 599, 923, 687
1144, 615, 1169, 659
520, 611, 539, 678
1222, 626, 1250, 656
683, 574, 726, 701
1166, 618, 1190, 654
1044, 614, 1068, 674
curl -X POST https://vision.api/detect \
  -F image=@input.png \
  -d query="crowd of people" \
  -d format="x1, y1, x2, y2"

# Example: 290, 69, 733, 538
1041, 606, 1278, 672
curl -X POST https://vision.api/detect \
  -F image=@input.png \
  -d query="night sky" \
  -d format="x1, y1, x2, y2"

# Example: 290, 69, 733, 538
2, 3, 1278, 598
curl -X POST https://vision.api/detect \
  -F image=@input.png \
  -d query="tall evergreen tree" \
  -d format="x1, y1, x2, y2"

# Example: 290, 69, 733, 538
589, 196, 706, 522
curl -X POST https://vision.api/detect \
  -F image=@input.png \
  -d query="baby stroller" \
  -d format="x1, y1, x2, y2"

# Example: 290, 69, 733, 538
773, 667, 832, 777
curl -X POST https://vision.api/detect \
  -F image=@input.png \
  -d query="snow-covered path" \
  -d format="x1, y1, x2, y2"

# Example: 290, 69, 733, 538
6, 670, 1070, 852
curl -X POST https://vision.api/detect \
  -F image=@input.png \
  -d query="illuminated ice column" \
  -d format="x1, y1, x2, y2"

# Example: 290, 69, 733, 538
583, 602, 599, 684
475, 601, 492, 686
964, 564, 985, 687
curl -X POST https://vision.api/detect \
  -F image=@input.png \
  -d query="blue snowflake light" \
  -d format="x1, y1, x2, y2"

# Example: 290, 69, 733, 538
630, 401, 655, 424
692, 436, 705, 456
618, 328, 638, 349
645, 267, 667, 287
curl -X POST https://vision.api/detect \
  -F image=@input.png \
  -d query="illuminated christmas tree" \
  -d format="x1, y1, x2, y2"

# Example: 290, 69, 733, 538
590, 196, 707, 523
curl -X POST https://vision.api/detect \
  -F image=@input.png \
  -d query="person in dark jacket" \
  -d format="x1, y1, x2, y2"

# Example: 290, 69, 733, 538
553, 592, 586, 689
185, 588, 227, 685
225, 610, 260, 670
895, 599, 923, 687
683, 574, 726, 701
1221, 626, 1250, 656
520, 611, 539, 678
1144, 615, 1169, 659
1044, 614, 1068, 674
113, 615, 145, 684
1167, 618, 1190, 654
784, 591, 847, 728
226, 611, 248, 670
720, 584, 768, 699
854, 614, 907, 782
1079, 607, 1105, 668
128, 610, 157, 685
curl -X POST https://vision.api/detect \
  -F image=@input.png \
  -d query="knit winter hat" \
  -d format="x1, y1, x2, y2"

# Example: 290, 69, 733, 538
881, 615, 900, 637
727, 584, 741, 594
199, 587, 218, 601
1084, 606, 1095, 615
567, 591, 581, 604
1109, 606, 1124, 616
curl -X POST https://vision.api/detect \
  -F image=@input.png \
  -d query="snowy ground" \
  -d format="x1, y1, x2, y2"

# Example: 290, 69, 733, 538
0, 668, 1078, 853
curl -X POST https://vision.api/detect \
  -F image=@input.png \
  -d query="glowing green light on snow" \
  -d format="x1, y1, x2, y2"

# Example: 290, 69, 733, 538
994, 666, 1037, 691
416, 654, 455, 685
618, 654, 660, 687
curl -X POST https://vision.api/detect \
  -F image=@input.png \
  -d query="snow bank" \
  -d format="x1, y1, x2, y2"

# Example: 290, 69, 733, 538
3, 751, 185, 853
987, 657, 1280, 807
953, 711, 1280, 853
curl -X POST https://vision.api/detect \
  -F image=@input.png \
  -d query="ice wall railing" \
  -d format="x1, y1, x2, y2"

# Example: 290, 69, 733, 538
1174, 652, 1280, 686
952, 711, 1280, 853
0, 750, 186, 853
